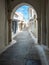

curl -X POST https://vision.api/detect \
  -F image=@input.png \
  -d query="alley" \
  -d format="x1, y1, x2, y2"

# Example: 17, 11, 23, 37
0, 31, 41, 65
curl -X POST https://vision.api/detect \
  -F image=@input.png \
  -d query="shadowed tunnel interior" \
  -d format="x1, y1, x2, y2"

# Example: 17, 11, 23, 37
0, 0, 49, 65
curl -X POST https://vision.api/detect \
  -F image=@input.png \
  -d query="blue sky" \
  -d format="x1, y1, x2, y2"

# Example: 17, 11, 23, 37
16, 5, 29, 22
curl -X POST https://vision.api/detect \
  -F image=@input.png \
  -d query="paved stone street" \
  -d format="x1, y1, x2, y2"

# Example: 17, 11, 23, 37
0, 31, 41, 65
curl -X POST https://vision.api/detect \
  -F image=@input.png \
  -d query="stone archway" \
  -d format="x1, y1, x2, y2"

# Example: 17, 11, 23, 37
7, 1, 48, 65
2, 0, 48, 65
8, 2, 39, 43
7, 0, 41, 44
11, 3, 38, 41
11, 3, 37, 19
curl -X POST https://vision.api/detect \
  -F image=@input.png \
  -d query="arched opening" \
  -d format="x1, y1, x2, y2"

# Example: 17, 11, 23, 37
11, 3, 38, 43
8, 3, 47, 64
0, 1, 48, 65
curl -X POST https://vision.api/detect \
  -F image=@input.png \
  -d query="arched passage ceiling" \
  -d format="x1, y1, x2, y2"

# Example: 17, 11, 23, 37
7, 0, 41, 16
11, 3, 37, 19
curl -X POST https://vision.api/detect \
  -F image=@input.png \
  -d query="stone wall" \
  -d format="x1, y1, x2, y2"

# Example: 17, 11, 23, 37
46, 0, 49, 47
41, 0, 46, 45
0, 0, 5, 51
